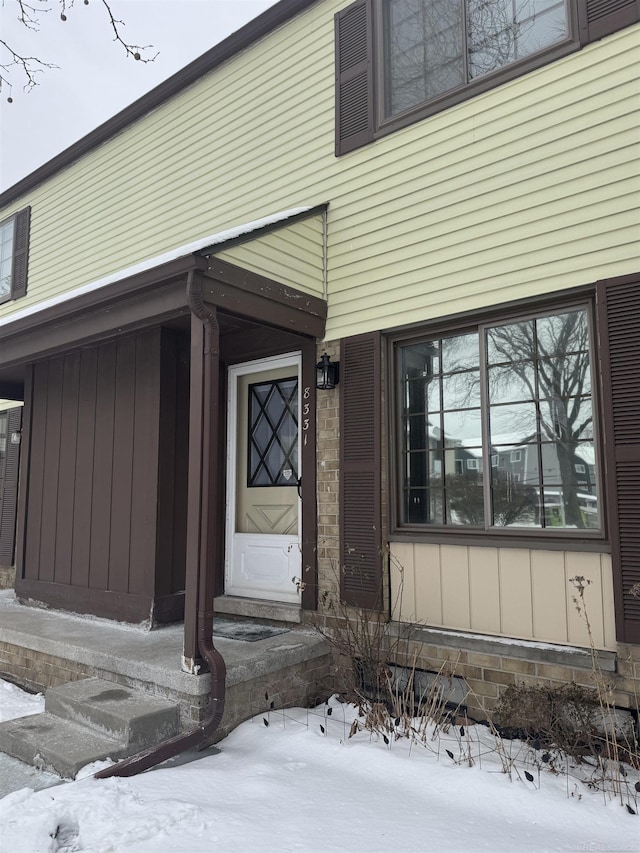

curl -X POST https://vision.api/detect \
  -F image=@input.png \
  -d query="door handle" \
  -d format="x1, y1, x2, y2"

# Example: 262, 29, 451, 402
297, 477, 302, 499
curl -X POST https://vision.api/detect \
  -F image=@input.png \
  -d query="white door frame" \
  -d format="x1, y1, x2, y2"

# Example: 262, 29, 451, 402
224, 352, 302, 602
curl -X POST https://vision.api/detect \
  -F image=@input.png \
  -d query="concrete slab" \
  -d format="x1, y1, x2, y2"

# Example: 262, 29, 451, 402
0, 713, 125, 779
0, 590, 328, 697
46, 678, 180, 749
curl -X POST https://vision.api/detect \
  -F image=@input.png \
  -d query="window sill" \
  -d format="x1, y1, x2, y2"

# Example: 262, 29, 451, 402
389, 529, 610, 552
375, 39, 578, 143
386, 622, 617, 671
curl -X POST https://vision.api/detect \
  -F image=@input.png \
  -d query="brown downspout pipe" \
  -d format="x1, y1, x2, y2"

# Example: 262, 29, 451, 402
95, 268, 226, 778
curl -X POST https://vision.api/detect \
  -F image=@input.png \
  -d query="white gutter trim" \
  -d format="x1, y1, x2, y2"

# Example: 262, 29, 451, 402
0, 207, 313, 330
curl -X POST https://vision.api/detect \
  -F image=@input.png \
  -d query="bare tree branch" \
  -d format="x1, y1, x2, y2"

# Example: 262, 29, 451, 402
0, 0, 156, 99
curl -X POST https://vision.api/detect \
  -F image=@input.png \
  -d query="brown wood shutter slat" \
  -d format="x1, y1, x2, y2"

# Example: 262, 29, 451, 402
579, 0, 640, 43
11, 206, 31, 299
0, 408, 23, 566
596, 274, 640, 644
335, 0, 374, 156
339, 332, 382, 609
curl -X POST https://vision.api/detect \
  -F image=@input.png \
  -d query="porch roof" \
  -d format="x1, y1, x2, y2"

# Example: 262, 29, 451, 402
0, 206, 327, 398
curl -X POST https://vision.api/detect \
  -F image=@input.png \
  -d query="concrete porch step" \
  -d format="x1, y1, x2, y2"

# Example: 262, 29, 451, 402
0, 677, 181, 779
45, 678, 180, 749
0, 712, 126, 779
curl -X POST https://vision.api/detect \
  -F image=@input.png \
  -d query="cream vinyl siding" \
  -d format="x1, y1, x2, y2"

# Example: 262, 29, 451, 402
214, 215, 325, 297
0, 0, 637, 340
390, 542, 617, 651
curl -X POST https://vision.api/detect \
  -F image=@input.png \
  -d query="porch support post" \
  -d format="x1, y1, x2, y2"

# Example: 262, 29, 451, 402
183, 288, 220, 671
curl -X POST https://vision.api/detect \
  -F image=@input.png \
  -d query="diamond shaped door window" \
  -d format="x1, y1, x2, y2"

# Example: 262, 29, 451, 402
248, 377, 298, 486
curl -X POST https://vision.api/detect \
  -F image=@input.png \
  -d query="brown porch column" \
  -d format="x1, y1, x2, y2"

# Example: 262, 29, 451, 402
183, 288, 221, 671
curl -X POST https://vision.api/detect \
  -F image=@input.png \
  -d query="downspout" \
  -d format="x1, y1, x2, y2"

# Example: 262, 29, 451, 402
95, 268, 226, 778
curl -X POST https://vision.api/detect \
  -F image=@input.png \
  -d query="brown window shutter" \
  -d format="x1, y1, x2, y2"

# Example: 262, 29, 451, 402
11, 206, 31, 299
339, 332, 382, 609
596, 274, 640, 644
335, 0, 374, 156
0, 408, 22, 566
579, 0, 640, 44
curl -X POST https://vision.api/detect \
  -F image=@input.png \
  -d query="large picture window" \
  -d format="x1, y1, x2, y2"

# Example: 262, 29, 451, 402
397, 306, 599, 532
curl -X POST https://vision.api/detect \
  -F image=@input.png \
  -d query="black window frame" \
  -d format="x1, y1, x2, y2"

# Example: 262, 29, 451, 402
335, 0, 640, 155
390, 295, 607, 545
0, 206, 31, 305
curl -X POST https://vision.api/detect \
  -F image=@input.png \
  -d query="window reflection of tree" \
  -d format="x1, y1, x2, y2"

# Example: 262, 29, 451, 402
385, 0, 567, 116
486, 310, 595, 528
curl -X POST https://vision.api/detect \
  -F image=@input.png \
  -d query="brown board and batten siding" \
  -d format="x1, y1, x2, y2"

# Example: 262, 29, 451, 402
339, 332, 382, 609
597, 272, 640, 644
17, 327, 189, 623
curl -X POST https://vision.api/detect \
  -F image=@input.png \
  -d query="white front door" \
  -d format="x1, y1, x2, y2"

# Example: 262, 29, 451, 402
225, 353, 301, 604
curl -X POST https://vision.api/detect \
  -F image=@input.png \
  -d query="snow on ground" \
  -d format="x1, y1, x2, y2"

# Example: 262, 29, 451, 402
0, 680, 637, 853
0, 678, 45, 723
0, 680, 62, 799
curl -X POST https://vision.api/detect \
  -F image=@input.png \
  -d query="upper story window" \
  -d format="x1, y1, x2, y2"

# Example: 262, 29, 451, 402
335, 0, 640, 154
395, 304, 601, 534
384, 0, 568, 118
0, 207, 31, 304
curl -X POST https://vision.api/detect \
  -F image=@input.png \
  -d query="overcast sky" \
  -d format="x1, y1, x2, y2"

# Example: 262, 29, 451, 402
0, 0, 279, 192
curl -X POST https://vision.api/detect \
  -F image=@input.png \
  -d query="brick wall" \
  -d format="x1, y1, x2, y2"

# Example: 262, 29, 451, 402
387, 627, 638, 720
315, 340, 341, 604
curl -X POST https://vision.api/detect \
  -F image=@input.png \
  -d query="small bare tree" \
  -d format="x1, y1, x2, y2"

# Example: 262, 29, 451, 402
1, 0, 156, 99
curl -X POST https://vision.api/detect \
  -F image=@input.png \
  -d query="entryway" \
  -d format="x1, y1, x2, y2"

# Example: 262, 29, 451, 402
225, 353, 301, 605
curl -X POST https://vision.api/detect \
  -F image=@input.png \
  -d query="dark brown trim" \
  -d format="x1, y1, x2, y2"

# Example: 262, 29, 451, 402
0, 207, 31, 305
375, 41, 578, 143
152, 592, 185, 624
0, 255, 205, 341
203, 259, 327, 339
222, 328, 305, 364
389, 532, 611, 552
0, 407, 22, 566
596, 270, 640, 644
14, 367, 32, 582
335, 0, 375, 155
339, 331, 382, 610
0, 254, 327, 372
9, 207, 31, 300
0, 1, 320, 207
578, 0, 640, 43
15, 578, 155, 623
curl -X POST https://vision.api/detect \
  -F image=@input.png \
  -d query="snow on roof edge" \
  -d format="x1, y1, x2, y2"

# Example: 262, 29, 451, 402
0, 207, 313, 331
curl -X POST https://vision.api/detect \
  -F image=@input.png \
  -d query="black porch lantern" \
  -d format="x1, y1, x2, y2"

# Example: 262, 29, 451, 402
316, 352, 339, 390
